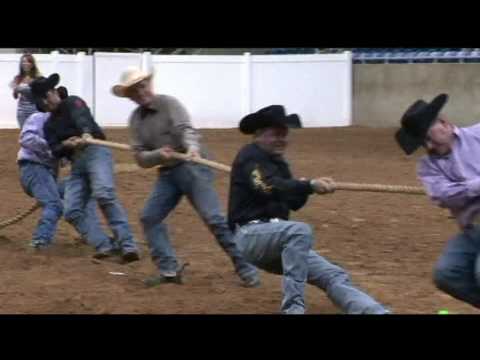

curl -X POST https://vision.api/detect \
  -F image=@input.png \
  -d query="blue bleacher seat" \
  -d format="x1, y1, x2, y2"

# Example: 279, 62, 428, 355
412, 51, 434, 63
464, 50, 480, 63
437, 51, 461, 63
388, 51, 409, 63
364, 52, 386, 64
350, 48, 480, 63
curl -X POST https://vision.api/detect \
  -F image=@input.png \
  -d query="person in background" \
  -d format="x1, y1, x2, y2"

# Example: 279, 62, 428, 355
10, 54, 42, 128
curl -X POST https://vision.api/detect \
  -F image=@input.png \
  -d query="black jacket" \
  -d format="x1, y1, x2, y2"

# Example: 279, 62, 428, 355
228, 143, 314, 230
43, 96, 106, 159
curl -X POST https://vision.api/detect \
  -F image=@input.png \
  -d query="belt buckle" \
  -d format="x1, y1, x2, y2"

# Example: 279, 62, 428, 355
270, 218, 280, 223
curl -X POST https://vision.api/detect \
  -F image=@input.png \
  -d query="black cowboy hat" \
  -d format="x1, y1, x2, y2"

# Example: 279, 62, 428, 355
395, 93, 449, 155
30, 73, 60, 100
239, 105, 302, 134
57, 86, 69, 100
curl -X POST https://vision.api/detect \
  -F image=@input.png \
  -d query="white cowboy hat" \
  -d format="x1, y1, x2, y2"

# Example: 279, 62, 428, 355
111, 67, 154, 97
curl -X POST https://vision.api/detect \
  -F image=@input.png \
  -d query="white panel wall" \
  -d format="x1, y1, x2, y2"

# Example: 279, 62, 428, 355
152, 56, 245, 128
0, 52, 352, 129
93, 52, 142, 127
250, 54, 352, 127
53, 52, 93, 109
0, 54, 22, 128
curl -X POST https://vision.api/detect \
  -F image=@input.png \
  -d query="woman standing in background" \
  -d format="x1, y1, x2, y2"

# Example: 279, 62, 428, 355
10, 54, 41, 128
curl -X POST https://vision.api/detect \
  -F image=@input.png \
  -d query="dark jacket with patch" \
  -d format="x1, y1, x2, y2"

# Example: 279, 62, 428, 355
228, 143, 314, 230
43, 96, 106, 159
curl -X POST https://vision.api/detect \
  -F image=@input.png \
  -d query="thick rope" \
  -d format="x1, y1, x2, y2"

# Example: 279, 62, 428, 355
114, 163, 426, 195
334, 182, 425, 195
89, 138, 427, 195
0, 202, 41, 230
1, 139, 426, 230
85, 138, 232, 172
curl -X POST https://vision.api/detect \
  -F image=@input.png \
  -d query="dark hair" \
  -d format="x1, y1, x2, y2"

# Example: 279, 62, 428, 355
57, 86, 68, 100
13, 53, 41, 85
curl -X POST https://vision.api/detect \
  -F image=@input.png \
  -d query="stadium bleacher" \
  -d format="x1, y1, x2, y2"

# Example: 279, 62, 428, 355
262, 48, 480, 63
351, 48, 480, 64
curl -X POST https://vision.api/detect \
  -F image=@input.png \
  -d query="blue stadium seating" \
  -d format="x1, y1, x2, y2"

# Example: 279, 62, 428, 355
266, 48, 479, 63
352, 48, 480, 64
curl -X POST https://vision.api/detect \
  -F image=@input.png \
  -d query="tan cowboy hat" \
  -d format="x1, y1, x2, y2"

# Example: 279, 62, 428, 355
111, 67, 154, 97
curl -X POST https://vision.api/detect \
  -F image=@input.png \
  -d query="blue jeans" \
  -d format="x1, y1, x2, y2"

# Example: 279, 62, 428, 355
58, 176, 115, 251
19, 162, 63, 247
234, 220, 389, 314
141, 162, 256, 278
63, 145, 138, 254
433, 226, 480, 308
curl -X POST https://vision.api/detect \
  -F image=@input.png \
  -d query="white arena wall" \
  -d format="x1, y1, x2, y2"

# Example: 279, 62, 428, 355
0, 51, 352, 129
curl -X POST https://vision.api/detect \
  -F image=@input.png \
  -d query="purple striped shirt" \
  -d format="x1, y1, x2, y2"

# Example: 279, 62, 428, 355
417, 124, 480, 228
17, 112, 57, 169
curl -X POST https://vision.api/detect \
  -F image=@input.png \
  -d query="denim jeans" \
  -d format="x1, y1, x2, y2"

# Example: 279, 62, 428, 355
19, 162, 63, 247
58, 176, 115, 251
433, 225, 480, 308
63, 145, 138, 254
234, 220, 389, 314
141, 162, 256, 278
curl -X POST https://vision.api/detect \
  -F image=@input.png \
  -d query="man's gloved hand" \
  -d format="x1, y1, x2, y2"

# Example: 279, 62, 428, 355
62, 136, 82, 148
310, 177, 336, 194
152, 145, 174, 161
185, 147, 200, 161
75, 133, 94, 148
59, 157, 70, 168
81, 133, 93, 141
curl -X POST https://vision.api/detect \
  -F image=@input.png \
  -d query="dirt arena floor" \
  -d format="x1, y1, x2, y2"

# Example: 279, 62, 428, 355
0, 126, 476, 314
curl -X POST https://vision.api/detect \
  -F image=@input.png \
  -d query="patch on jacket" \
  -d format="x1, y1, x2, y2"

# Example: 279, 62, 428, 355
251, 166, 272, 194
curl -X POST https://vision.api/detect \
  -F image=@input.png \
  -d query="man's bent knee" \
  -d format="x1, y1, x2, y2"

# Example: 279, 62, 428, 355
44, 201, 63, 217
64, 208, 83, 224
287, 222, 314, 247
140, 213, 166, 227
93, 187, 117, 205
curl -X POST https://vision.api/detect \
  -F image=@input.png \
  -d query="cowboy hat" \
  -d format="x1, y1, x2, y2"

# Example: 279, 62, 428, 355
239, 105, 302, 134
395, 94, 449, 155
111, 67, 153, 97
30, 73, 60, 100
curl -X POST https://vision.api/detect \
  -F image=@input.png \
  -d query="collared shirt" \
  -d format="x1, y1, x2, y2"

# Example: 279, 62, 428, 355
17, 112, 58, 169
227, 143, 314, 231
417, 124, 480, 228
128, 94, 201, 168
43, 96, 106, 159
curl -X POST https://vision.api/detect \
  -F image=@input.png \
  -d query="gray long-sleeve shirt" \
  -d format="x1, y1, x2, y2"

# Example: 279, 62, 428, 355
128, 94, 202, 168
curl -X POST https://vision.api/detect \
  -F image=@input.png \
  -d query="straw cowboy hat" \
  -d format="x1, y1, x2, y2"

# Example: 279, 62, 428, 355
239, 105, 302, 134
395, 93, 449, 155
111, 67, 153, 97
